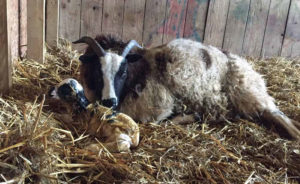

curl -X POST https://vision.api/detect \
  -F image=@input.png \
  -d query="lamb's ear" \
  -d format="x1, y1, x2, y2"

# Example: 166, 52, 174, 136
125, 53, 143, 63
78, 54, 98, 63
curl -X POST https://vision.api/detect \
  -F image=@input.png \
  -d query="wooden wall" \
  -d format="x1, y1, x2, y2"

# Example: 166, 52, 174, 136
15, 0, 300, 58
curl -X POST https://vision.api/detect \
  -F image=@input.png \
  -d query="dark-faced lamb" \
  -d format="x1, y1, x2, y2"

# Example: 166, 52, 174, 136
48, 78, 140, 153
73, 36, 300, 140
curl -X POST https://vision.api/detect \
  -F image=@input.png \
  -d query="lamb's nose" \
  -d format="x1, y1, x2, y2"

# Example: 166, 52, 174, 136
102, 98, 117, 109
48, 87, 55, 98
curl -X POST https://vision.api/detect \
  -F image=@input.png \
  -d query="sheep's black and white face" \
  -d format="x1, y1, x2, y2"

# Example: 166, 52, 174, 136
99, 53, 128, 108
73, 36, 142, 109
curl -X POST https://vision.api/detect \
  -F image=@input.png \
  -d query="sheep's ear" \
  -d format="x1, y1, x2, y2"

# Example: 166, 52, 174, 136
125, 53, 143, 63
78, 55, 97, 63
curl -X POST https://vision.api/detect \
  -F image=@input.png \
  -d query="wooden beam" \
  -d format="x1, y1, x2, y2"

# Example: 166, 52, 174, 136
143, 0, 167, 47
281, 0, 300, 57
102, 0, 125, 36
7, 0, 19, 62
122, 0, 146, 43
163, 0, 188, 44
183, 0, 209, 42
242, 0, 271, 57
223, 0, 250, 55
0, 0, 12, 94
20, 0, 27, 58
204, 0, 230, 48
27, 0, 45, 63
80, 0, 103, 38
46, 0, 59, 48
59, 0, 81, 41
262, 0, 290, 57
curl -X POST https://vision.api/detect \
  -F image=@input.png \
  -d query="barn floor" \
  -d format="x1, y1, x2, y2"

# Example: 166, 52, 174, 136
0, 40, 299, 183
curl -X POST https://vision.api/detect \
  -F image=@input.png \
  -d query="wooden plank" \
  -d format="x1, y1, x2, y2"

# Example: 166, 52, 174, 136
223, 0, 250, 55
242, 0, 271, 57
0, 0, 12, 93
204, 0, 230, 48
102, 0, 125, 37
80, 0, 103, 38
261, 0, 290, 57
20, 0, 27, 58
59, 0, 81, 41
163, 0, 188, 44
7, 0, 19, 62
143, 0, 167, 47
281, 0, 300, 57
122, 0, 146, 43
27, 0, 46, 63
46, 0, 59, 48
183, 0, 209, 42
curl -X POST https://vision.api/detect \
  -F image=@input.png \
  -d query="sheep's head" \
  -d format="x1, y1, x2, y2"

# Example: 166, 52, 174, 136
48, 78, 89, 112
73, 36, 143, 109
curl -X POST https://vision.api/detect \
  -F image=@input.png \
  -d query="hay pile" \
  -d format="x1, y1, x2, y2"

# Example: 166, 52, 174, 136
0, 40, 299, 183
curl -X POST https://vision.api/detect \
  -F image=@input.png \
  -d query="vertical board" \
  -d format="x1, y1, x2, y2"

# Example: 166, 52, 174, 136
143, 0, 167, 47
204, 0, 230, 48
46, 0, 60, 47
281, 0, 300, 57
102, 0, 125, 36
262, 0, 290, 57
20, 0, 27, 58
59, 0, 81, 41
80, 0, 103, 38
242, 0, 271, 57
122, 0, 146, 43
27, 0, 45, 63
163, 0, 188, 44
7, 0, 19, 62
223, 0, 250, 54
0, 0, 12, 93
183, 0, 209, 42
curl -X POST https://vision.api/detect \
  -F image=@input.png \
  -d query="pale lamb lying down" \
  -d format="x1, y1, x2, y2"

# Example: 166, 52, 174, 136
48, 78, 140, 153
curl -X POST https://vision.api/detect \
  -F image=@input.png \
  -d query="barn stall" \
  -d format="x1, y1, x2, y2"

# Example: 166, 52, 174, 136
0, 0, 300, 183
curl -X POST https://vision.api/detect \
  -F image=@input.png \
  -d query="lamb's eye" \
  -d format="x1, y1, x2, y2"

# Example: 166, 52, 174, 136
119, 71, 127, 77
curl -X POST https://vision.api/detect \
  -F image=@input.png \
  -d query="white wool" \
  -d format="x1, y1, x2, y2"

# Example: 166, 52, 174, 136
100, 53, 124, 101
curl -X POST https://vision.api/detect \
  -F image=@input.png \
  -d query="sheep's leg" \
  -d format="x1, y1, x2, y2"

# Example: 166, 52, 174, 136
261, 110, 300, 139
231, 89, 300, 140
230, 86, 300, 140
169, 113, 201, 124
292, 119, 300, 129
226, 56, 300, 140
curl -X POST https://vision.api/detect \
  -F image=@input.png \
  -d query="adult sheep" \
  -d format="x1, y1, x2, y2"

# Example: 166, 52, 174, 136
73, 35, 300, 140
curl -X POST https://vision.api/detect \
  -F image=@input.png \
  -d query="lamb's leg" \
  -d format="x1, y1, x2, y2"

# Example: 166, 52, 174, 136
86, 141, 130, 153
85, 133, 132, 153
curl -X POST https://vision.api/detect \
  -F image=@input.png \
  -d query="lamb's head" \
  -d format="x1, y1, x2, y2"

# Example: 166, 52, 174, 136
48, 78, 89, 111
73, 36, 143, 109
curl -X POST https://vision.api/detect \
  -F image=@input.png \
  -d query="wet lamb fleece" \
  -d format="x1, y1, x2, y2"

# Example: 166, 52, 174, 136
48, 78, 140, 153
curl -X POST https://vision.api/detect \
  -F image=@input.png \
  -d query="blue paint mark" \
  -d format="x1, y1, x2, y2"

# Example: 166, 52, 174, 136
233, 1, 249, 23
177, 0, 188, 38
195, 0, 209, 4
172, 25, 177, 31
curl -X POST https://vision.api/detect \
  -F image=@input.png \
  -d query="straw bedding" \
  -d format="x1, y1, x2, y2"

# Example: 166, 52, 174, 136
0, 40, 299, 183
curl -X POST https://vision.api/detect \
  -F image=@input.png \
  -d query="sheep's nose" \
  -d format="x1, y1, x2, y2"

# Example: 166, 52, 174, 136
102, 98, 117, 109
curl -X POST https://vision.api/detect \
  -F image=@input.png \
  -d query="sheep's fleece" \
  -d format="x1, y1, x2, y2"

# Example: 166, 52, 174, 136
119, 39, 300, 139
77, 37, 300, 139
